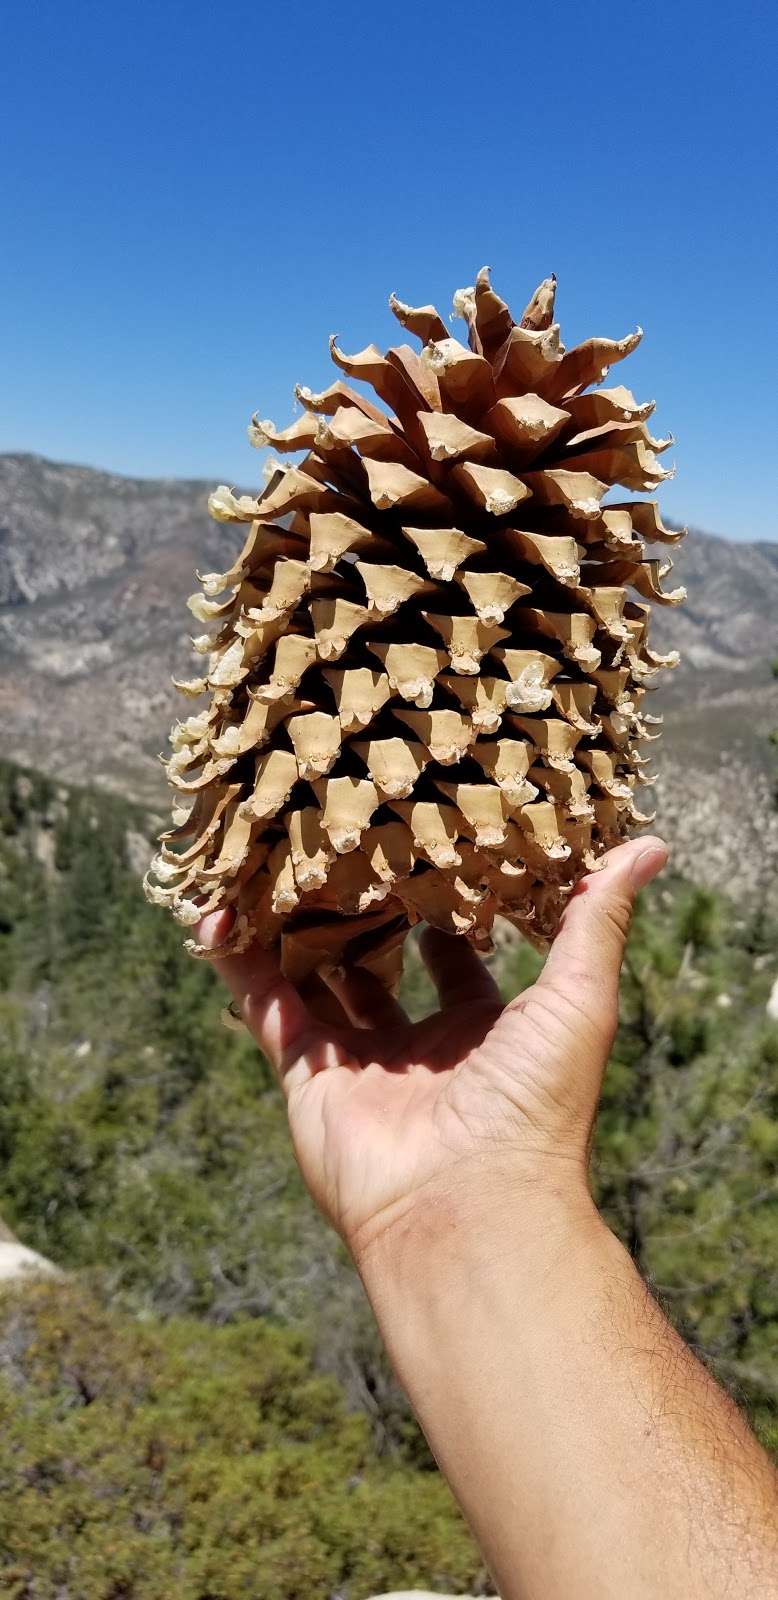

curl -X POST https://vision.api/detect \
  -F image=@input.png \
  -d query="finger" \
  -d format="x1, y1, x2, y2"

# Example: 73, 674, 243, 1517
530, 835, 668, 1046
197, 911, 350, 1092
298, 972, 353, 1032
324, 964, 409, 1030
419, 927, 501, 1011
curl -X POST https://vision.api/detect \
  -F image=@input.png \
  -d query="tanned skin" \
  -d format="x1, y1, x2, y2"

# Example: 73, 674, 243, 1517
198, 837, 778, 1600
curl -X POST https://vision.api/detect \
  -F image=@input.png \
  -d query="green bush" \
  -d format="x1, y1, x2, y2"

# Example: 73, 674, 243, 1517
0, 1281, 484, 1600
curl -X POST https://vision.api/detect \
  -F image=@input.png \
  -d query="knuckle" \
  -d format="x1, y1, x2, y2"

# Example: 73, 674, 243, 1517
597, 892, 633, 945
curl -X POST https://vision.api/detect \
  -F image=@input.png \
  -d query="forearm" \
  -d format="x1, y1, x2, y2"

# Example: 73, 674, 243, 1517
357, 1171, 778, 1600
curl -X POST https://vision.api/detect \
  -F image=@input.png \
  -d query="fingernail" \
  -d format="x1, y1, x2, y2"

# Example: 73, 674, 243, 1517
197, 910, 231, 950
630, 843, 668, 890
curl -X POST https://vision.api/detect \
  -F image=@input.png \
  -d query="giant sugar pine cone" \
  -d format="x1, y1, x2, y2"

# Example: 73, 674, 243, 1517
145, 269, 685, 991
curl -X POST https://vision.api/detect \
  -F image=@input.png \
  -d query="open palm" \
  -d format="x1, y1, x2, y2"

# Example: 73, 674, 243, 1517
198, 836, 666, 1259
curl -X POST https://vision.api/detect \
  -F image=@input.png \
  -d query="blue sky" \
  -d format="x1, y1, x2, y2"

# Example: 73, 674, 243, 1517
2, 0, 776, 539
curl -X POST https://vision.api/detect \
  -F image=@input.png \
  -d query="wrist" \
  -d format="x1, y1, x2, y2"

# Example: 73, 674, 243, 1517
351, 1151, 607, 1296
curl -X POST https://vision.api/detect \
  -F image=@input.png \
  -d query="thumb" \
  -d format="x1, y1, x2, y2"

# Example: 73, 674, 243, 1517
533, 835, 668, 1048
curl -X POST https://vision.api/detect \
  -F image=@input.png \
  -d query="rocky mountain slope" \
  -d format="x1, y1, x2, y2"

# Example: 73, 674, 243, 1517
1, 451, 776, 893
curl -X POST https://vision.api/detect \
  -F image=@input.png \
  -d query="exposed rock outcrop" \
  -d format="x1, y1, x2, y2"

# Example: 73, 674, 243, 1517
0, 1218, 59, 1284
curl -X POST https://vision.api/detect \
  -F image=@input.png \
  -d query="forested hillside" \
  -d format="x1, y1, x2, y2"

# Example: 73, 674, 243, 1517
1, 758, 777, 1596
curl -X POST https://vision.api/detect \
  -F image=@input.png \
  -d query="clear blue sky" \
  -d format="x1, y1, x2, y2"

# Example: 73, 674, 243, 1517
3, 0, 777, 539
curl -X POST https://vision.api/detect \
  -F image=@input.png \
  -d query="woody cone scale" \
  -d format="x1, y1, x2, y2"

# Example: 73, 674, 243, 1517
145, 269, 685, 991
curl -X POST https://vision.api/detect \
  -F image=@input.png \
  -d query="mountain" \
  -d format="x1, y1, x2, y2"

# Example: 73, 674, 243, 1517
1, 451, 776, 893
0, 452, 226, 803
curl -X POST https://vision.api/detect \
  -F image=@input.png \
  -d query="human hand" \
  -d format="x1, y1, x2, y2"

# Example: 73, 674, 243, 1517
197, 836, 667, 1264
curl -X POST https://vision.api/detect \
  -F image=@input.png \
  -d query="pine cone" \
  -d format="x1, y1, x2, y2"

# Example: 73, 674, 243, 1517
145, 269, 685, 989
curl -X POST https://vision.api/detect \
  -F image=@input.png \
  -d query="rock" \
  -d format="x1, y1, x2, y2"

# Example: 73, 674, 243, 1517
0, 1218, 60, 1283
0, 1242, 60, 1284
767, 975, 778, 1021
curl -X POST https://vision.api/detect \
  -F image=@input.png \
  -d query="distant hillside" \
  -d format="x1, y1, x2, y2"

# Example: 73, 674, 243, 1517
0, 452, 227, 802
1, 452, 776, 893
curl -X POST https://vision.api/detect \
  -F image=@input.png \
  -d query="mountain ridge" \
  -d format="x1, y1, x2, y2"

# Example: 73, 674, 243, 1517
1, 451, 776, 895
